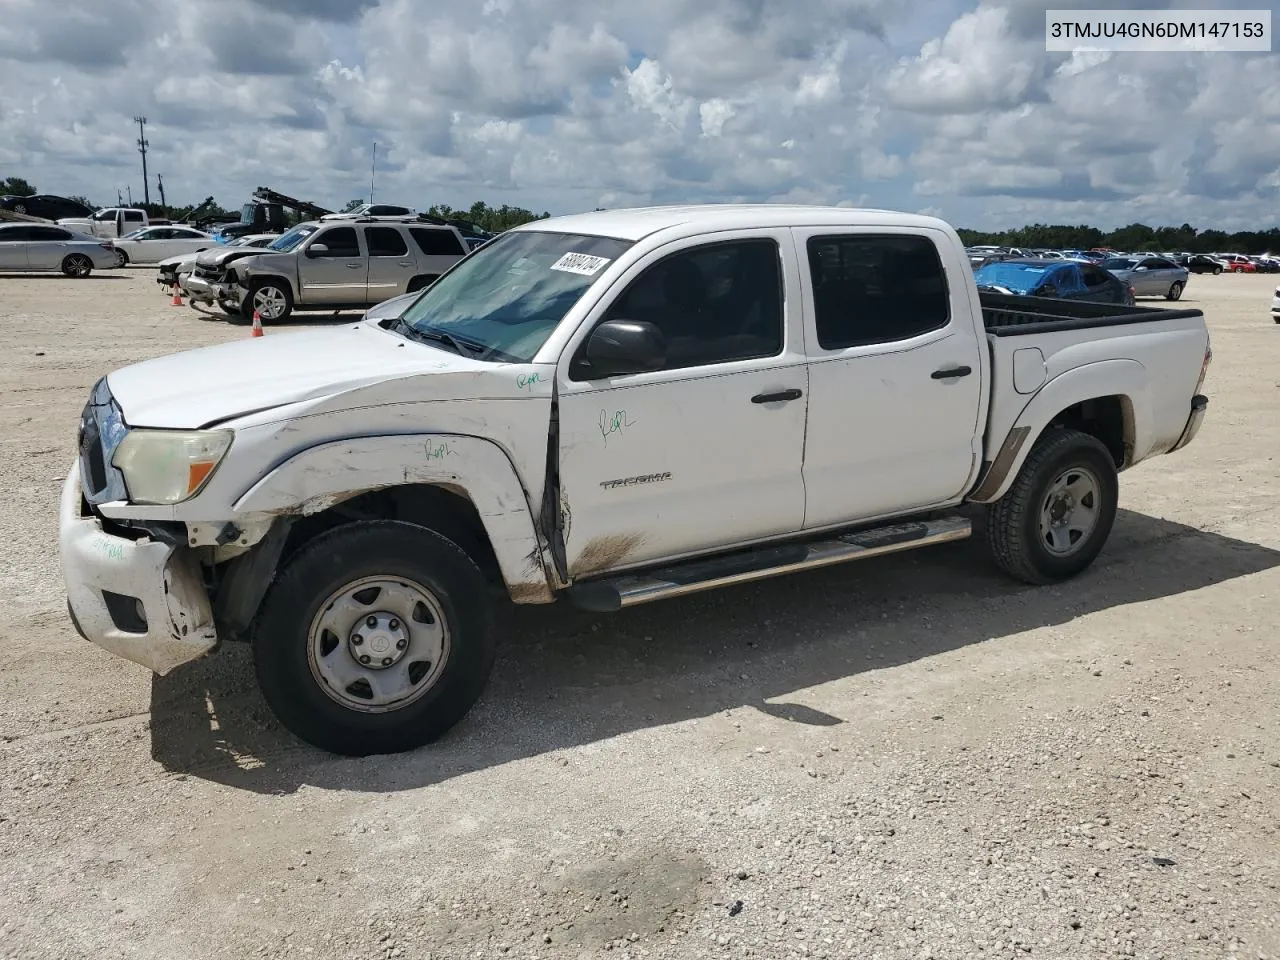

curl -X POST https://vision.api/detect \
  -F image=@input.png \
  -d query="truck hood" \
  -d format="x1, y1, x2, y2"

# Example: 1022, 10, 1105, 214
107, 323, 488, 429
194, 246, 267, 269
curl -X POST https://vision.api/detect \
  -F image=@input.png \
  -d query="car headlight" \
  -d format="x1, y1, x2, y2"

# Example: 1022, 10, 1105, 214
111, 429, 233, 504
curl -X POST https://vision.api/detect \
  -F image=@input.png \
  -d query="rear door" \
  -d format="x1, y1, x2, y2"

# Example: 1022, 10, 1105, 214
408, 226, 467, 281
1078, 263, 1124, 303
297, 225, 366, 305
0, 225, 31, 270
24, 225, 75, 269
793, 229, 984, 529
362, 226, 415, 304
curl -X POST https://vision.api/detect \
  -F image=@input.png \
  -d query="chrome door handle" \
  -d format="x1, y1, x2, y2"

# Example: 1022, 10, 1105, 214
751, 389, 803, 404
398, 260, 412, 267
346, 263, 363, 269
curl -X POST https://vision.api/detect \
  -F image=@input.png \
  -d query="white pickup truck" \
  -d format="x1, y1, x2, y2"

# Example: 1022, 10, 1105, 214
61, 205, 1211, 755
57, 207, 149, 239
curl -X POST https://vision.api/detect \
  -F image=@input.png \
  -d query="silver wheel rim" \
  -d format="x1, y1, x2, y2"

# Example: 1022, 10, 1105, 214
115, 250, 127, 267
1039, 465, 1102, 557
253, 286, 287, 319
67, 255, 91, 277
1171, 283, 1182, 300
306, 575, 450, 714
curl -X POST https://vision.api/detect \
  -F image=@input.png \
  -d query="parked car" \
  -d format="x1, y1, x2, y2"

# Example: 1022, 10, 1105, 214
191, 216, 471, 321
0, 194, 95, 220
1219, 254, 1256, 273
110, 226, 214, 265
321, 203, 416, 220
1099, 256, 1189, 300
57, 207, 149, 239
0, 222, 117, 277
1249, 256, 1280, 274
1186, 254, 1226, 275
157, 233, 277, 292
60, 205, 1213, 755
974, 258, 1135, 304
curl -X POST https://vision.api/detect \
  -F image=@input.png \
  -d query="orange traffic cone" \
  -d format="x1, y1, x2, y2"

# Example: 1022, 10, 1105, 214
250, 310, 264, 337
170, 283, 183, 306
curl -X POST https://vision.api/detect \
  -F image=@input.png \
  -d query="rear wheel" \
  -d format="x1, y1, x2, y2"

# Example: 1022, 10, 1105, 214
254, 521, 494, 755
61, 254, 93, 278
1166, 281, 1184, 301
985, 428, 1119, 585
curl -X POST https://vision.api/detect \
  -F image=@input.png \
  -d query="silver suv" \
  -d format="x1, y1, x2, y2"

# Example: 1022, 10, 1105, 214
193, 217, 470, 322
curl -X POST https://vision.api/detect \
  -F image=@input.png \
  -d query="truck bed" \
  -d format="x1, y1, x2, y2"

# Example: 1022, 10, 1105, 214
980, 291, 1203, 336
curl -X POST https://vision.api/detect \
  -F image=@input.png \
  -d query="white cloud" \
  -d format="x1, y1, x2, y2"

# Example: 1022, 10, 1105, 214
0, 0, 1276, 230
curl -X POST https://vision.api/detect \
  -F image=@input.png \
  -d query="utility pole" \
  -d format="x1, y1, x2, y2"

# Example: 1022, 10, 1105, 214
134, 116, 151, 207
127, 185, 133, 206
156, 173, 166, 210
117, 188, 123, 206
369, 141, 377, 204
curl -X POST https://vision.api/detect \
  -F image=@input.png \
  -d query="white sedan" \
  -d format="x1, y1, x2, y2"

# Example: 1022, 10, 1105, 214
113, 226, 213, 265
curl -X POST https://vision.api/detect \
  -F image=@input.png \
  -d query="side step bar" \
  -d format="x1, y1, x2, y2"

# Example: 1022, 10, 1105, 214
568, 515, 972, 613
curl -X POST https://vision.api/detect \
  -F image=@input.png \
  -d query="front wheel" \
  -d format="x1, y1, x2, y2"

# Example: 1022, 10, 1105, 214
61, 254, 93, 278
245, 279, 293, 323
254, 521, 495, 755
1166, 281, 1184, 301
115, 249, 129, 267
1213, 266, 1222, 275
985, 428, 1119, 585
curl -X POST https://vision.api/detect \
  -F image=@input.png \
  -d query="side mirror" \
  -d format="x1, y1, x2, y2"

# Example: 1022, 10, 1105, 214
578, 319, 666, 378
306, 243, 329, 257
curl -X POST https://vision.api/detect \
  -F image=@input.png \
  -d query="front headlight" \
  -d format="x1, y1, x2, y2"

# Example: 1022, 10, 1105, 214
111, 429, 233, 505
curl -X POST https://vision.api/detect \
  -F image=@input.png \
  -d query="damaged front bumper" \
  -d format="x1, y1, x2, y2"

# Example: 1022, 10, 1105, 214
59, 462, 218, 675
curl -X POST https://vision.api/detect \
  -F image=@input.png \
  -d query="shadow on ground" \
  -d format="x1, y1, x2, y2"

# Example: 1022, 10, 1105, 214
150, 508, 1280, 794
7, 274, 127, 280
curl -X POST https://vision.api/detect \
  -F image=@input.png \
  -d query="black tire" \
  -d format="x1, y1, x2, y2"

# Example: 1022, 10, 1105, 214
13, 202, 26, 214
61, 254, 93, 278
115, 249, 129, 267
1213, 266, 1222, 275
254, 520, 495, 755
1166, 281, 1183, 301
243, 278, 293, 323
985, 428, 1118, 585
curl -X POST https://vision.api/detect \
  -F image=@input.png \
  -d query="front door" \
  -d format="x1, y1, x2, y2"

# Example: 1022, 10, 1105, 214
0, 226, 30, 270
794, 229, 985, 530
298, 225, 366, 305
556, 233, 809, 578
362, 226, 415, 305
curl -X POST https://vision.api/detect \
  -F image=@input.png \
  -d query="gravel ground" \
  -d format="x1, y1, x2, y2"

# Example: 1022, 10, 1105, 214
0, 268, 1277, 960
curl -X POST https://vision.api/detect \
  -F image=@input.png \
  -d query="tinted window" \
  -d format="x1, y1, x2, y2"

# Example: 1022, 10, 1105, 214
28, 226, 72, 241
1148, 258, 1176, 269
123, 211, 145, 223
807, 235, 949, 349
601, 239, 783, 371
1080, 265, 1113, 289
0, 225, 34, 241
1101, 258, 1136, 270
175, 228, 206, 239
410, 227, 466, 257
365, 226, 408, 257
313, 227, 360, 257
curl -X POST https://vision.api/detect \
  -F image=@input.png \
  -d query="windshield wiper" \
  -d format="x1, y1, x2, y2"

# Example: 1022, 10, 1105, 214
386, 317, 483, 357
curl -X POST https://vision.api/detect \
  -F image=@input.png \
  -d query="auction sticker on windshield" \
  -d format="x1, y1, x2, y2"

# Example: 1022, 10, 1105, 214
551, 252, 612, 276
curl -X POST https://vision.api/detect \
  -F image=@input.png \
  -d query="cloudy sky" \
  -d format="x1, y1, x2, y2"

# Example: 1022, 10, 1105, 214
1, 0, 1277, 230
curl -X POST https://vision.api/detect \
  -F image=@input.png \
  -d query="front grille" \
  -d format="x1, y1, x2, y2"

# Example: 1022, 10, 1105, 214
194, 265, 224, 282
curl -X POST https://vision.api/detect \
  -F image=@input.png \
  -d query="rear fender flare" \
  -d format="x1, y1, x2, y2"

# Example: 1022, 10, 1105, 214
230, 434, 554, 603
969, 359, 1147, 504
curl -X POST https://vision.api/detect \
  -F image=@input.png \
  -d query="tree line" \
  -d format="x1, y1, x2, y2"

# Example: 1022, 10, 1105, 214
6, 175, 1276, 250
957, 222, 1280, 255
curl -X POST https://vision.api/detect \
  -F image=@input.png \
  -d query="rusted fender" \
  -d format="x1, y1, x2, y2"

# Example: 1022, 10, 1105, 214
230, 433, 555, 603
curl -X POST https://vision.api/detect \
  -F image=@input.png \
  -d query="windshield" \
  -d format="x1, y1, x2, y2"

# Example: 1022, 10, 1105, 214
1101, 258, 1136, 270
398, 230, 633, 362
268, 223, 318, 252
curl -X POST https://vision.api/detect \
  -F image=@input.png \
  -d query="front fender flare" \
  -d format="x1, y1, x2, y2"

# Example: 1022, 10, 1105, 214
231, 434, 554, 603
969, 359, 1147, 504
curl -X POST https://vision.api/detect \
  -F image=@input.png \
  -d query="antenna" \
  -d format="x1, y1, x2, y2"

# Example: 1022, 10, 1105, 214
370, 141, 377, 204
134, 116, 151, 207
